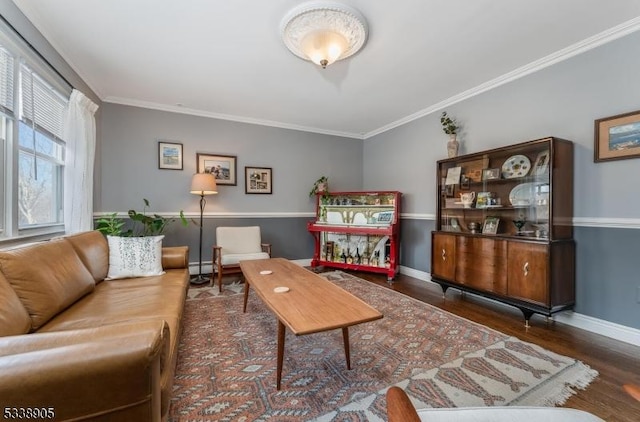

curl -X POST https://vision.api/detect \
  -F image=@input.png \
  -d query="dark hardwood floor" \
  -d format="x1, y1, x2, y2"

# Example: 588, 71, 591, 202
342, 270, 640, 421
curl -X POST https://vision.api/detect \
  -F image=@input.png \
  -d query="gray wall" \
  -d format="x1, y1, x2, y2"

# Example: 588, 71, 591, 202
99, 103, 364, 262
364, 31, 640, 329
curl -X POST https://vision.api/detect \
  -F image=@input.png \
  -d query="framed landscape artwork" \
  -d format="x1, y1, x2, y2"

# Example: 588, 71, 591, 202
594, 109, 640, 162
245, 166, 272, 194
197, 153, 237, 185
158, 141, 183, 170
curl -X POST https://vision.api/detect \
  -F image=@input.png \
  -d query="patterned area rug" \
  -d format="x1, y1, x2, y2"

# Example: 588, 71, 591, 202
170, 271, 597, 421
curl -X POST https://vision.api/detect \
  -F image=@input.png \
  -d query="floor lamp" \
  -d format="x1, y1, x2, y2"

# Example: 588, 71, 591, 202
190, 173, 218, 285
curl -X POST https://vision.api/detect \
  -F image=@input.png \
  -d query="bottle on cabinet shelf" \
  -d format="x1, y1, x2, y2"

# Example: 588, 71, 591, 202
371, 251, 380, 267
346, 248, 353, 264
355, 247, 362, 265
384, 239, 391, 268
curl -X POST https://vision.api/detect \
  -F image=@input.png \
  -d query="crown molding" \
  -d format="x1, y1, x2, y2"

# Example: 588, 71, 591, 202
103, 97, 365, 140
363, 16, 640, 139
105, 16, 640, 141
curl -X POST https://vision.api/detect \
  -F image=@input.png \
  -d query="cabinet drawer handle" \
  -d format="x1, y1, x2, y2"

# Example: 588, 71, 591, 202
442, 248, 446, 261
523, 262, 529, 276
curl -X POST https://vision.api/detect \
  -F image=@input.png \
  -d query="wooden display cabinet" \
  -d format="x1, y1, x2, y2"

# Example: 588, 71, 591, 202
431, 137, 575, 325
307, 191, 401, 281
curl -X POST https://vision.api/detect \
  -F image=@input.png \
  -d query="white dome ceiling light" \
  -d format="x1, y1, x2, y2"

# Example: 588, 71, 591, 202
280, 2, 368, 69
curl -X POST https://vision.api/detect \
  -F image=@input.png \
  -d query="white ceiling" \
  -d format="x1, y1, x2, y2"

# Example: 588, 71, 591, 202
11, 0, 640, 139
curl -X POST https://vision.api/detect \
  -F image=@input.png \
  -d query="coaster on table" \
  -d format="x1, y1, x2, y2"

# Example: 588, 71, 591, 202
260, 270, 273, 275
273, 286, 290, 293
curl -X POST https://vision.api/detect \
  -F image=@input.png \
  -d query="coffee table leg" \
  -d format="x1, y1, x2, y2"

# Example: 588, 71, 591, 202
243, 279, 250, 313
277, 320, 285, 390
342, 327, 351, 370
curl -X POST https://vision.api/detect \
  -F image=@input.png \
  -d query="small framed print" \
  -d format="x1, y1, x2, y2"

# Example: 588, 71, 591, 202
158, 141, 183, 170
482, 168, 501, 181
445, 166, 462, 185
450, 217, 461, 232
197, 153, 237, 185
482, 217, 500, 235
533, 150, 550, 176
245, 166, 272, 194
460, 175, 470, 190
445, 184, 455, 197
594, 109, 640, 162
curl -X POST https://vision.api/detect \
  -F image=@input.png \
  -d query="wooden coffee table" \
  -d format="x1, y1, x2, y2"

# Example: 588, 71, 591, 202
239, 258, 383, 390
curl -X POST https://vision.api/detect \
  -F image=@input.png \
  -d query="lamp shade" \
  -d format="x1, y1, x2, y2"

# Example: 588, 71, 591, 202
301, 29, 348, 68
190, 173, 218, 195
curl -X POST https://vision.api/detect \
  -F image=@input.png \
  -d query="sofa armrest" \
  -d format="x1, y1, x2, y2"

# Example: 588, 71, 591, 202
0, 320, 168, 421
162, 246, 189, 269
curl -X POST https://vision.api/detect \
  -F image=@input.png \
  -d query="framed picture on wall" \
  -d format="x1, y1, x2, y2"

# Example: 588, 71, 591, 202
245, 166, 272, 194
196, 153, 237, 185
158, 141, 183, 170
594, 109, 640, 162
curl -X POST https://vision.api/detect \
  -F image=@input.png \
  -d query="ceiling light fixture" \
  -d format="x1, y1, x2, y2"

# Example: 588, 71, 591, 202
280, 2, 368, 69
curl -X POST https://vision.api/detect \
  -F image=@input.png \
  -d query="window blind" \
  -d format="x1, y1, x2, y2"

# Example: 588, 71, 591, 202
0, 45, 14, 115
20, 63, 66, 141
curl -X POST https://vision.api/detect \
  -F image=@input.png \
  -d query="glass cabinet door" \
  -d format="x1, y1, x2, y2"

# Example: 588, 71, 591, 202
436, 138, 564, 241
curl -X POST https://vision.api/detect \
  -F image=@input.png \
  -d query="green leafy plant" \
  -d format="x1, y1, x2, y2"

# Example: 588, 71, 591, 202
309, 176, 329, 197
127, 198, 188, 236
95, 213, 126, 236
440, 111, 458, 135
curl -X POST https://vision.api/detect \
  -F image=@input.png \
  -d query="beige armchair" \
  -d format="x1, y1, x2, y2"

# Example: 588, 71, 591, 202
212, 226, 271, 292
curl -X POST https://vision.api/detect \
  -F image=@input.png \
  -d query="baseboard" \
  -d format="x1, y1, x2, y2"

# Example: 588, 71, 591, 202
189, 262, 213, 277
553, 312, 640, 346
398, 266, 640, 347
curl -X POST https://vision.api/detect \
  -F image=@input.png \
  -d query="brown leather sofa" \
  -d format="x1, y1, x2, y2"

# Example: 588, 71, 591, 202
0, 230, 189, 421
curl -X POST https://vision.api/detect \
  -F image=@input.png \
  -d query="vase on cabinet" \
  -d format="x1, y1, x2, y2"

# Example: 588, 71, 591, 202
447, 134, 459, 158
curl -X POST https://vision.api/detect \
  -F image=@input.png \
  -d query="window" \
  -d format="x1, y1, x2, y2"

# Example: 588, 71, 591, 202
0, 30, 69, 241
18, 65, 66, 229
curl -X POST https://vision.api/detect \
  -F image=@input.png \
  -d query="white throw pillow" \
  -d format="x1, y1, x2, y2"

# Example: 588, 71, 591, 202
106, 235, 165, 279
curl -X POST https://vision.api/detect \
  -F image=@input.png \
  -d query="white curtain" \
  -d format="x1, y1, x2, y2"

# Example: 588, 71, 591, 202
63, 89, 99, 234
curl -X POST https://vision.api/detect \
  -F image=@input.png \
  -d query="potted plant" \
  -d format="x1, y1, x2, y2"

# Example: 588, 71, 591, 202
440, 111, 459, 158
95, 212, 126, 236
309, 176, 329, 197
97, 199, 188, 237
128, 198, 188, 236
